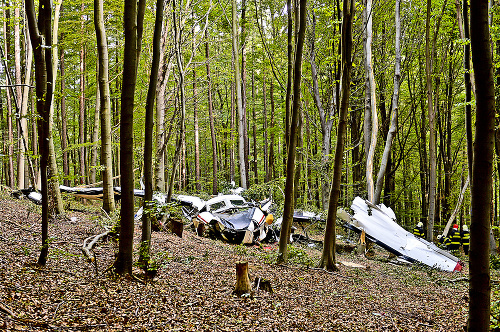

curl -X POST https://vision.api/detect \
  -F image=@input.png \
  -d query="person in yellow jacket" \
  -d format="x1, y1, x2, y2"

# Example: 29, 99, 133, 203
412, 222, 425, 238
448, 224, 461, 251
461, 224, 470, 255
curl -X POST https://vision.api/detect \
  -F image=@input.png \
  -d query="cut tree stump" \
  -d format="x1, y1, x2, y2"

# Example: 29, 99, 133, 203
168, 218, 183, 238
233, 261, 251, 296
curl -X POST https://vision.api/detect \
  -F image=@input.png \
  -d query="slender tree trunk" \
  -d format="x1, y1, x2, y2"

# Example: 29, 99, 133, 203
263, 75, 269, 182
309, 14, 335, 209
318, 0, 353, 272
192, 24, 201, 192
94, 0, 116, 212
425, 0, 437, 241
252, 70, 258, 184
269, 78, 275, 180
140, 0, 164, 268
48, 1, 64, 214
464, 0, 473, 180
60, 47, 69, 186
26, 0, 53, 266
240, 0, 249, 185
90, 74, 100, 185
79, 2, 86, 185
364, 0, 378, 203
15, 4, 25, 189
278, 0, 306, 264
205, 32, 218, 195
232, 0, 247, 189
3, 7, 14, 188
468, 0, 494, 328
155, 26, 170, 192
374, 0, 401, 205
114, 0, 146, 276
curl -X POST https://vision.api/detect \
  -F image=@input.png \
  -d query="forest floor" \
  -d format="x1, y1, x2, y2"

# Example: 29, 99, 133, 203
0, 189, 486, 331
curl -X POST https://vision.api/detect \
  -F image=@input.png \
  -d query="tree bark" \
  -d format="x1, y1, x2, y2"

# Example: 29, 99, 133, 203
318, 0, 353, 272
425, 0, 437, 242
140, 0, 164, 268
14, 4, 25, 189
114, 0, 146, 276
25, 0, 53, 266
79, 2, 86, 185
94, 0, 116, 213
48, 1, 64, 214
278, 0, 306, 264
233, 262, 251, 296
205, 31, 218, 195
363, 0, 378, 203
60, 47, 70, 186
468, 0, 494, 329
309, 14, 335, 209
232, 0, 247, 189
373, 0, 401, 205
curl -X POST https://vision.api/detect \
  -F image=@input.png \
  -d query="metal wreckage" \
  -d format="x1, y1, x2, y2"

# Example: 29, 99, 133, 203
13, 186, 463, 271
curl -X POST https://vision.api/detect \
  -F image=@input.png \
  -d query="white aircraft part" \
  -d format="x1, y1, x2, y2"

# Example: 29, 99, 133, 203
350, 197, 461, 272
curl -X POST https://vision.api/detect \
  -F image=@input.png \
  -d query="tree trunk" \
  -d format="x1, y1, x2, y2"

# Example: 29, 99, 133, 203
469, 0, 494, 328
139, 0, 164, 268
60, 47, 70, 186
309, 14, 335, 209
373, 0, 401, 205
232, 0, 247, 189
318, 0, 353, 272
79, 2, 86, 185
94, 0, 116, 213
114, 0, 146, 276
425, 0, 437, 242
263, 75, 269, 182
48, 1, 64, 215
26, 0, 53, 266
3, 8, 14, 188
192, 24, 201, 192
363, 0, 378, 203
205, 32, 218, 195
464, 0, 473, 181
14, 4, 25, 189
269, 79, 275, 180
278, 0, 306, 264
252, 70, 258, 184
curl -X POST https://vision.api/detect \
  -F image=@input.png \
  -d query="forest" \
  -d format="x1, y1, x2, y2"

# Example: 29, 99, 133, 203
0, 0, 498, 329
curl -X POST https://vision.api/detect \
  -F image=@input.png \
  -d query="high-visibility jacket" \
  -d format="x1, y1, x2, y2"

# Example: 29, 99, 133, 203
412, 226, 424, 238
461, 230, 470, 247
448, 229, 461, 250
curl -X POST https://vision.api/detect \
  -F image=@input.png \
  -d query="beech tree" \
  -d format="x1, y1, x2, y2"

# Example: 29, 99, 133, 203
25, 0, 53, 265
468, 0, 494, 328
114, 0, 146, 275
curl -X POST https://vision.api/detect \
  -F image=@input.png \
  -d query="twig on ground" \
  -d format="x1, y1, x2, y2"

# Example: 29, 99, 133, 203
0, 302, 15, 318
435, 277, 468, 285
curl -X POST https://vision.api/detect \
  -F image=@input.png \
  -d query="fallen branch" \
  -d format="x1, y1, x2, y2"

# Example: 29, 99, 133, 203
435, 277, 469, 285
0, 302, 15, 318
82, 231, 111, 263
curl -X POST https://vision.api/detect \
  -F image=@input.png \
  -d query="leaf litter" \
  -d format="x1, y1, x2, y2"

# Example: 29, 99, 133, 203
0, 192, 475, 331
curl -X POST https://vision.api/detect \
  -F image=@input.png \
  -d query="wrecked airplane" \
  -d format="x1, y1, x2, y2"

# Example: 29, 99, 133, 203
338, 197, 463, 272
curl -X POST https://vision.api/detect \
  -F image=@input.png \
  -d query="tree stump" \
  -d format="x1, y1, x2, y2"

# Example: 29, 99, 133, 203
168, 218, 183, 238
233, 261, 251, 296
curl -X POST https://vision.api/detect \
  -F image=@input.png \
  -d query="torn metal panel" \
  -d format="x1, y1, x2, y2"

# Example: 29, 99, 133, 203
340, 197, 462, 272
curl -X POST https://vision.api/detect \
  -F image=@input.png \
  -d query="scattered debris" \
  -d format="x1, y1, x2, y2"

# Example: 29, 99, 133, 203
339, 197, 463, 272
